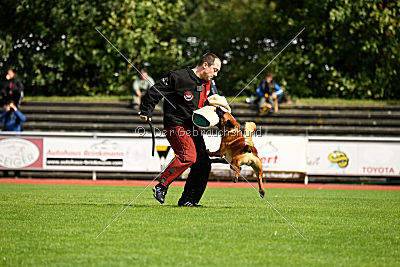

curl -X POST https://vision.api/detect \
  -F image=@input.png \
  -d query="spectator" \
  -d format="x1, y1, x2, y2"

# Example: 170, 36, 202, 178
139, 52, 222, 207
132, 70, 154, 109
1, 100, 26, 178
3, 69, 24, 107
256, 72, 291, 113
1, 100, 26, 131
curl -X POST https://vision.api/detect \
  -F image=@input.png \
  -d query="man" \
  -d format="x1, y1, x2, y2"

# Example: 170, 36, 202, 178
3, 69, 24, 106
132, 70, 154, 109
256, 73, 291, 113
1, 100, 26, 131
1, 100, 26, 177
139, 53, 221, 207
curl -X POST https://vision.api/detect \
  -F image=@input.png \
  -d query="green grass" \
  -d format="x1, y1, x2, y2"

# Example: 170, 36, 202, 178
23, 95, 400, 106
1, 184, 399, 266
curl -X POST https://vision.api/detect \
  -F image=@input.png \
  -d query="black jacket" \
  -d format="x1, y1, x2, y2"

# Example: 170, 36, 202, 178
140, 67, 217, 129
1, 78, 24, 105
5, 77, 24, 93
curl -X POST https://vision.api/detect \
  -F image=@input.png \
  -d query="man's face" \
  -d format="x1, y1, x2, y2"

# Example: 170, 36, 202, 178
266, 75, 273, 83
140, 72, 148, 80
202, 59, 221, 81
7, 70, 15, 79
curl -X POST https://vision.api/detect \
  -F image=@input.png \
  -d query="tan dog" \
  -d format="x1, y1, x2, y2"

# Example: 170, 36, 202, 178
207, 107, 265, 198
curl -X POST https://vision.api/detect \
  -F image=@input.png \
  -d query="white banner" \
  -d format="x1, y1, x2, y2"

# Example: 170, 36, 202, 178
0, 138, 43, 169
307, 141, 400, 176
204, 135, 307, 179
1, 133, 399, 177
43, 137, 174, 172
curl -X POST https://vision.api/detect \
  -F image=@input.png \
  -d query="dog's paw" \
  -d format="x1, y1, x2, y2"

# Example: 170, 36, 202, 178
259, 191, 265, 198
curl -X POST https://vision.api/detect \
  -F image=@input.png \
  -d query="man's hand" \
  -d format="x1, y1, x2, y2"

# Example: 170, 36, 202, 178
140, 114, 148, 122
9, 103, 17, 111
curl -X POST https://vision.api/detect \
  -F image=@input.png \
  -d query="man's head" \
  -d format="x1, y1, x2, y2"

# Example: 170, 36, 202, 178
140, 70, 148, 80
6, 69, 15, 80
5, 100, 16, 112
265, 72, 274, 83
195, 53, 221, 81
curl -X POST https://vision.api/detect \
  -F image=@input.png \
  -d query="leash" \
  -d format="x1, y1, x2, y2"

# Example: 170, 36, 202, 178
147, 117, 155, 157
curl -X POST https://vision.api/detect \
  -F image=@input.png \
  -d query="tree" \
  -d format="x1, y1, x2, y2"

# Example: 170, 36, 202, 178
1, 0, 399, 99
0, 0, 185, 96
181, 0, 400, 99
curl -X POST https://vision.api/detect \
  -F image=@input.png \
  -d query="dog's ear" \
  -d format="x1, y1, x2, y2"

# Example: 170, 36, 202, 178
215, 106, 225, 118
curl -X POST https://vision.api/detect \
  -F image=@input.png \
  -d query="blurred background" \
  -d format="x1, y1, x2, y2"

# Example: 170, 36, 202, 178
1, 0, 399, 100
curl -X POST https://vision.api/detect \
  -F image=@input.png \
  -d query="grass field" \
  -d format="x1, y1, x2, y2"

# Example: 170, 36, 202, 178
1, 184, 399, 266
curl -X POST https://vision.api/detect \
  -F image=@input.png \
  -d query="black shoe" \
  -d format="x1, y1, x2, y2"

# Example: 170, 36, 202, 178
178, 199, 202, 207
153, 183, 168, 204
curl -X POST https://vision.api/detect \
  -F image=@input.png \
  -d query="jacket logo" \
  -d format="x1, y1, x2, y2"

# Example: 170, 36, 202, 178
161, 77, 169, 86
184, 91, 193, 101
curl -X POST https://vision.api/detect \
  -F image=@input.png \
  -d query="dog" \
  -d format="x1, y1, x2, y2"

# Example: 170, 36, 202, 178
207, 107, 265, 198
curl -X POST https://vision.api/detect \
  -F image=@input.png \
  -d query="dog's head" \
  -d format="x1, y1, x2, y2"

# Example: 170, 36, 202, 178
215, 106, 240, 132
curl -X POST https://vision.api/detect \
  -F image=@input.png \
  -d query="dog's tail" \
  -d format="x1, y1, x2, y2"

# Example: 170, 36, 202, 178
244, 122, 256, 149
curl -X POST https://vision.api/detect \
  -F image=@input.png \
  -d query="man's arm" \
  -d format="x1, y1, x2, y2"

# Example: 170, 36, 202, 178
133, 79, 140, 93
274, 84, 283, 96
146, 77, 155, 90
14, 110, 26, 122
14, 78, 24, 92
139, 72, 174, 120
10, 103, 26, 122
0, 110, 7, 124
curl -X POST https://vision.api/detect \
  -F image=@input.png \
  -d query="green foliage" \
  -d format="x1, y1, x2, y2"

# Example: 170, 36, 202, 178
0, 0, 399, 99
293, 0, 400, 99
182, 0, 400, 99
1, 184, 399, 265
0, 0, 185, 96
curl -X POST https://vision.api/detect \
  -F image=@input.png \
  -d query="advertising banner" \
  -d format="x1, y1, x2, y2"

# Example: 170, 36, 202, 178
43, 137, 174, 172
307, 141, 400, 176
0, 138, 43, 169
1, 134, 398, 177
204, 135, 307, 180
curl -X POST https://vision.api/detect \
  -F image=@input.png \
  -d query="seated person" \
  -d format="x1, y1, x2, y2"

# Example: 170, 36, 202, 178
256, 72, 291, 113
1, 100, 26, 178
1, 100, 26, 131
132, 70, 154, 109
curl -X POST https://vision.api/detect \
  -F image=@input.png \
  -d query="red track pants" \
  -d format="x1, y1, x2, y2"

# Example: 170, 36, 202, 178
159, 126, 197, 186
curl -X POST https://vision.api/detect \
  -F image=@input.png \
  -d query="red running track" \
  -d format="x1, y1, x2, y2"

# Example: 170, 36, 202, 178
0, 178, 399, 191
